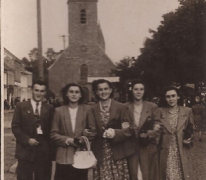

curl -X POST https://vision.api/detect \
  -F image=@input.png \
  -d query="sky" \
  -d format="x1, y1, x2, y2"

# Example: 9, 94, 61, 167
3, 0, 179, 62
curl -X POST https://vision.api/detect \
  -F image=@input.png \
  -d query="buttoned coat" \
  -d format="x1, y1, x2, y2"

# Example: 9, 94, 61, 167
154, 106, 195, 180
50, 104, 91, 164
12, 100, 54, 161
86, 100, 136, 165
125, 101, 158, 180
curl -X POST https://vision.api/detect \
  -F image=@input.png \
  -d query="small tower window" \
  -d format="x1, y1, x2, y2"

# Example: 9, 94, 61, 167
80, 64, 88, 81
80, 9, 86, 24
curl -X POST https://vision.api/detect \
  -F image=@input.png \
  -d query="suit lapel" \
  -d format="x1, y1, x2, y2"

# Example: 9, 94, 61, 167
74, 105, 84, 136
40, 103, 47, 124
160, 109, 172, 133
126, 102, 135, 125
63, 105, 74, 137
139, 102, 149, 130
109, 100, 118, 121
177, 106, 187, 132
25, 101, 36, 125
93, 103, 103, 131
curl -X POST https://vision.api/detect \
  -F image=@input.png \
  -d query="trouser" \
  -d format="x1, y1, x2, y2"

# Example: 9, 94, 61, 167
17, 135, 52, 180
55, 163, 88, 180
127, 152, 144, 180
17, 158, 51, 180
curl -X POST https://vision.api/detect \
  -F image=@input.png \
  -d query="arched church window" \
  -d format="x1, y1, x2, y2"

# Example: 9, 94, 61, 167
80, 9, 86, 24
80, 64, 88, 81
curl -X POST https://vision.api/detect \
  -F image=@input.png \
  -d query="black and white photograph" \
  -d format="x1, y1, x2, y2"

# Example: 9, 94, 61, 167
2, 0, 206, 180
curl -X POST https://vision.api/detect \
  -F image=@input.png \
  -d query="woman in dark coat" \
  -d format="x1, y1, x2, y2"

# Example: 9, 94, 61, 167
84, 79, 136, 180
51, 83, 91, 180
125, 79, 159, 180
192, 95, 205, 142
154, 86, 195, 180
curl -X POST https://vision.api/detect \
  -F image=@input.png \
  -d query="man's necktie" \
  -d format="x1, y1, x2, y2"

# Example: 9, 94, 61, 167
35, 102, 41, 127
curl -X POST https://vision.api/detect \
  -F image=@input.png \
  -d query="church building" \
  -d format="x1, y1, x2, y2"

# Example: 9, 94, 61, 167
48, 0, 117, 101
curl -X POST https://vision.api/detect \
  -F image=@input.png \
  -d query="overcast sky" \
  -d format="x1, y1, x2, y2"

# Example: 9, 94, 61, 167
3, 0, 179, 62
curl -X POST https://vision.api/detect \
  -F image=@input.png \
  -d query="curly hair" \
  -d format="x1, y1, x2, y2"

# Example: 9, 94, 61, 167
159, 86, 183, 107
92, 79, 114, 100
61, 83, 85, 105
128, 79, 148, 102
32, 80, 47, 90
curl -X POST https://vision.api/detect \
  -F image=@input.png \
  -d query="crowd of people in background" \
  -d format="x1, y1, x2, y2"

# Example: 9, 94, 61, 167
10, 79, 206, 180
4, 96, 61, 110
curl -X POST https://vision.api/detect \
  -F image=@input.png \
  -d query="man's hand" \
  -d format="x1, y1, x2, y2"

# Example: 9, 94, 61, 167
28, 138, 39, 146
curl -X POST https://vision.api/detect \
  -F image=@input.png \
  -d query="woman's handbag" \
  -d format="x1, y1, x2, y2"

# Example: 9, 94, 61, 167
72, 136, 97, 169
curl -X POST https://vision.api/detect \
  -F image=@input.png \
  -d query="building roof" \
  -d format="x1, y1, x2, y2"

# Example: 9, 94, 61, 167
4, 48, 22, 63
4, 63, 14, 72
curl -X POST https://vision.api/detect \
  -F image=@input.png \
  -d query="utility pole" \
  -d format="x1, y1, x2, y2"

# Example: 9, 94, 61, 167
37, 0, 44, 80
59, 35, 67, 50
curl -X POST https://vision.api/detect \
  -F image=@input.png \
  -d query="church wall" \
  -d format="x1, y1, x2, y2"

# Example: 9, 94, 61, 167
49, 45, 115, 100
68, 2, 98, 46
48, 0, 116, 101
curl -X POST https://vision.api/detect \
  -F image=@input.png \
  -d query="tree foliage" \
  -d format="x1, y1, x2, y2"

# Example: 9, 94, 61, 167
22, 48, 56, 85
112, 0, 206, 97
138, 0, 206, 88
111, 57, 143, 101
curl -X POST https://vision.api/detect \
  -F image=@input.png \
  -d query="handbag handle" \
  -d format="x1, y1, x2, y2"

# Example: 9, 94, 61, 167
81, 136, 91, 151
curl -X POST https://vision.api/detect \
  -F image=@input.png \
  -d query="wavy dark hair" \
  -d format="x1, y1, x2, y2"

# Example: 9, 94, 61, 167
159, 86, 183, 107
61, 83, 85, 105
128, 79, 148, 102
32, 80, 47, 90
92, 79, 114, 100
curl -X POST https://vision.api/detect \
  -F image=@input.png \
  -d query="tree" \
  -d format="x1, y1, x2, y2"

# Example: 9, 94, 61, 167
111, 0, 206, 97
137, 0, 206, 90
45, 48, 56, 61
111, 57, 143, 101
29, 48, 39, 61
22, 48, 57, 85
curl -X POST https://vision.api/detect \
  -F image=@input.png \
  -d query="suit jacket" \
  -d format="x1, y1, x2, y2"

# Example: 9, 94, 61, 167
125, 101, 159, 180
50, 104, 91, 164
125, 101, 157, 134
12, 100, 54, 161
154, 106, 195, 180
86, 100, 136, 164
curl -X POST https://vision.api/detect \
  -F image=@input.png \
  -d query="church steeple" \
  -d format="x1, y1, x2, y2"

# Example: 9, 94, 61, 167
48, 0, 115, 101
67, 0, 98, 48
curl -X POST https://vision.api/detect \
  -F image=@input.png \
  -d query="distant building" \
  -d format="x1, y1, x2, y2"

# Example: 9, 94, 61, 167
20, 69, 32, 101
48, 0, 117, 101
4, 48, 33, 106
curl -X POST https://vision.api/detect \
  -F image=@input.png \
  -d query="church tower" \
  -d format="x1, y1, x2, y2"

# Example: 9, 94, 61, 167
48, 0, 115, 101
68, 0, 99, 49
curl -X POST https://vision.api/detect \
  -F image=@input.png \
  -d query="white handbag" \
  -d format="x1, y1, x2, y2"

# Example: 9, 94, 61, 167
72, 136, 97, 169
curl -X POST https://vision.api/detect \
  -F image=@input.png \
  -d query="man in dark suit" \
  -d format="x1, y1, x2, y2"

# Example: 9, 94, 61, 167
12, 80, 54, 180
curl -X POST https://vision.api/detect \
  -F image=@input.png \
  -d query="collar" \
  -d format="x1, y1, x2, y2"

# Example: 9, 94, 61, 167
31, 98, 42, 106
99, 98, 112, 112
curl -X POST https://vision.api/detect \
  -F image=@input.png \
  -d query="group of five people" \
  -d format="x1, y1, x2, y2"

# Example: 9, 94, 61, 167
12, 79, 195, 180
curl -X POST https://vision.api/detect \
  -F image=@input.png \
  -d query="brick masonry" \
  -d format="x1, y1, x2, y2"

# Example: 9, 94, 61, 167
48, 0, 115, 100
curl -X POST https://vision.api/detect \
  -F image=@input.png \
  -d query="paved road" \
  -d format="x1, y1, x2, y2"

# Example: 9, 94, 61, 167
4, 111, 206, 180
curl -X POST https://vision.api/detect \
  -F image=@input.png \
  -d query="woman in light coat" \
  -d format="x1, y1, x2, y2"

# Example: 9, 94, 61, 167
51, 83, 90, 180
155, 86, 195, 180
